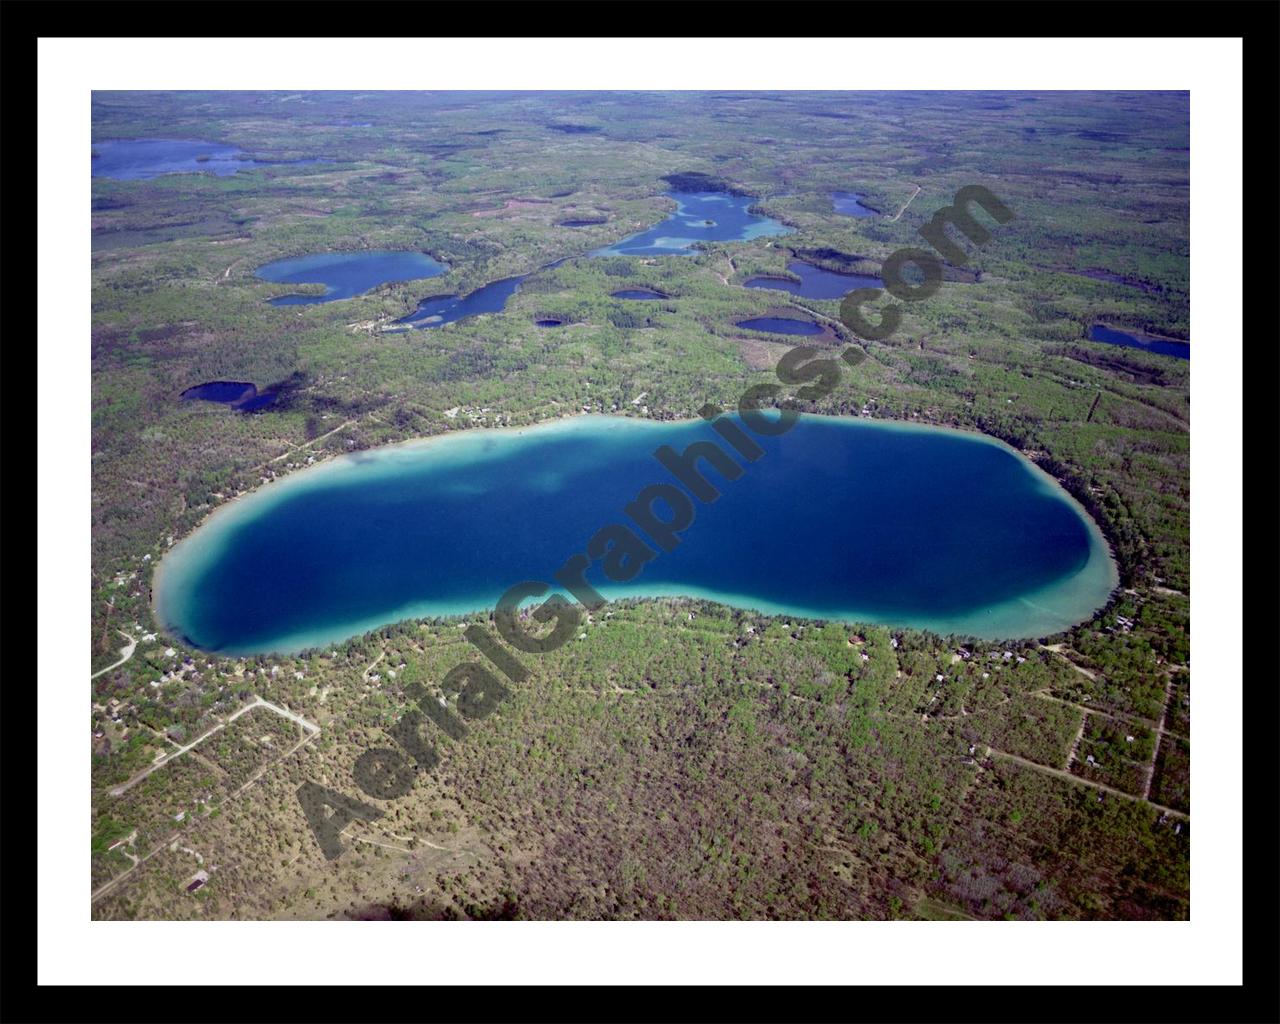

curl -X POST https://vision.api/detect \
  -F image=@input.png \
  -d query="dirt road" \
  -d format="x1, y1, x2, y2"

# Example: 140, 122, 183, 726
91, 631, 138, 680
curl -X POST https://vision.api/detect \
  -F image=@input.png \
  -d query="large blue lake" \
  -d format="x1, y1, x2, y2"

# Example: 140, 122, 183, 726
745, 260, 882, 299
256, 251, 447, 305
154, 414, 1116, 655
92, 139, 325, 180
594, 191, 790, 256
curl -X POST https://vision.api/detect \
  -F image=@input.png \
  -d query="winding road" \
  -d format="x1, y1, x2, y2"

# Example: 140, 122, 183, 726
91, 631, 138, 680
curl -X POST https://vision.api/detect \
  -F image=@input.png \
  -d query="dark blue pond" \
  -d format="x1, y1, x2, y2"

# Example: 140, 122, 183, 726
832, 191, 879, 217
256, 251, 446, 306
735, 317, 826, 336
594, 191, 789, 256
396, 275, 527, 329
92, 139, 326, 180
744, 260, 882, 299
1088, 324, 1189, 360
154, 414, 1117, 654
612, 289, 668, 300
180, 381, 278, 411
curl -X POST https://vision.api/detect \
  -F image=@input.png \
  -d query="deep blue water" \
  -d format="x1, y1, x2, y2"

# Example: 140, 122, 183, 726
735, 317, 826, 336
396, 275, 527, 329
154, 415, 1116, 654
256, 251, 446, 305
832, 191, 878, 217
1088, 324, 1189, 360
612, 289, 667, 300
181, 381, 256, 404
92, 139, 325, 180
744, 260, 882, 299
180, 381, 279, 411
594, 191, 790, 256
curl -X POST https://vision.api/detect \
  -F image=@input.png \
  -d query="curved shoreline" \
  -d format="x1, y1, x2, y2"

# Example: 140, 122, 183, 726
152, 412, 1119, 654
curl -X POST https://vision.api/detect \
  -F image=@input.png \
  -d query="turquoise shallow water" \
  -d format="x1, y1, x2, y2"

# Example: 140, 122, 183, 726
154, 414, 1117, 655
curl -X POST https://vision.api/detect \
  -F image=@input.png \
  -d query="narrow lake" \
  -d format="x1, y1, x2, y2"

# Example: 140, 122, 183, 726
153, 414, 1117, 655
395, 275, 527, 329
1088, 324, 1189, 360
593, 191, 790, 256
611, 289, 668, 300
735, 316, 827, 336
744, 259, 881, 299
92, 139, 325, 180
255, 251, 447, 305
831, 191, 879, 217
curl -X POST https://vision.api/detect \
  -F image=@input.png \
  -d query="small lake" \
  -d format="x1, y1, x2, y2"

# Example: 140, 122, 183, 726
735, 316, 827, 336
180, 381, 278, 411
1088, 324, 1189, 361
153, 414, 1116, 654
396, 275, 527, 329
594, 191, 790, 256
256, 251, 446, 306
744, 260, 882, 299
832, 191, 879, 217
611, 289, 668, 300
92, 139, 325, 180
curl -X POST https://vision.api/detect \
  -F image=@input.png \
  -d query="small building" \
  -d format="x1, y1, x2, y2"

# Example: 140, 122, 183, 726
186, 870, 210, 894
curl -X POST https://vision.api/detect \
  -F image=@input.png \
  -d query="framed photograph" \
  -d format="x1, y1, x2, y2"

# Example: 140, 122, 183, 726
16, 8, 1276, 1019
